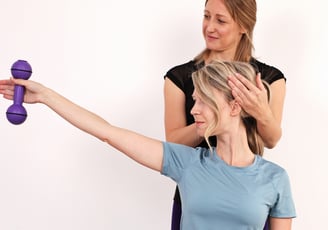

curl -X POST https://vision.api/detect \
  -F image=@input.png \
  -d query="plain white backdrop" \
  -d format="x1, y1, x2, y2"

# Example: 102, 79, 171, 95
0, 0, 327, 229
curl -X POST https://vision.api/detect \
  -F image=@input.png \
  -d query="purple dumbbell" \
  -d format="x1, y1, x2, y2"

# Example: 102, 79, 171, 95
6, 60, 32, 125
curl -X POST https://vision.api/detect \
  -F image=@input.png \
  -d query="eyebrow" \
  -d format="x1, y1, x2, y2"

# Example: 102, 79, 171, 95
204, 9, 229, 18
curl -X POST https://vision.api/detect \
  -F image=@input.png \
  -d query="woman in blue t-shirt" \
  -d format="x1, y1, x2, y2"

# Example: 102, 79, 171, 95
0, 60, 295, 229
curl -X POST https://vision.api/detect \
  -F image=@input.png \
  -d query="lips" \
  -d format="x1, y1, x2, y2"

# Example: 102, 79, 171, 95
206, 34, 218, 41
195, 121, 205, 127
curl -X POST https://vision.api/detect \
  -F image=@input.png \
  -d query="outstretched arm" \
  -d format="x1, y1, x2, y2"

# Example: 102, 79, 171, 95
228, 74, 286, 148
0, 78, 164, 171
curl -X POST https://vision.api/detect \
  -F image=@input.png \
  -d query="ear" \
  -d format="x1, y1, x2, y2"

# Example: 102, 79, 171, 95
239, 25, 247, 35
230, 100, 241, 116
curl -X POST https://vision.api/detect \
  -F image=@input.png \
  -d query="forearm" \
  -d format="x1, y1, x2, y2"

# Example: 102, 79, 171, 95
40, 87, 110, 141
257, 80, 285, 149
166, 123, 203, 147
256, 109, 282, 149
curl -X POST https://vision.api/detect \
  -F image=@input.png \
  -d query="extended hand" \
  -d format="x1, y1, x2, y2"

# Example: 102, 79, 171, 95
0, 78, 45, 104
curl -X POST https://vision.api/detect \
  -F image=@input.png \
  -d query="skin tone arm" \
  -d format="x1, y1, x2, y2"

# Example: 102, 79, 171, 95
164, 78, 203, 147
0, 79, 164, 172
270, 217, 292, 230
228, 74, 286, 148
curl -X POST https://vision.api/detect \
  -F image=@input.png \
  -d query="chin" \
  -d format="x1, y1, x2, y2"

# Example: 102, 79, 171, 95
205, 42, 223, 51
204, 40, 216, 47
197, 131, 205, 137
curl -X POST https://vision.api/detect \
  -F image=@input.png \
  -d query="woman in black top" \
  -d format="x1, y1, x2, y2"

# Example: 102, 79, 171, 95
163, 0, 286, 229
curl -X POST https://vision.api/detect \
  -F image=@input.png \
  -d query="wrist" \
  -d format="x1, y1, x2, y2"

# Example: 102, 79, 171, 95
254, 106, 273, 126
39, 87, 54, 105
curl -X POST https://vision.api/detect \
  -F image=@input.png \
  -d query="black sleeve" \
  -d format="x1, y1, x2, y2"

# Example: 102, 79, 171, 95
164, 61, 196, 92
251, 59, 286, 84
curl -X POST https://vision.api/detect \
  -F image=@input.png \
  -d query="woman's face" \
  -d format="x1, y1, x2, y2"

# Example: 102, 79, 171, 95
191, 88, 231, 137
202, 0, 245, 59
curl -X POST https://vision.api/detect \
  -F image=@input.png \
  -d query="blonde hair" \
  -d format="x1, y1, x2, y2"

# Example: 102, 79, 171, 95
192, 60, 269, 155
195, 0, 257, 63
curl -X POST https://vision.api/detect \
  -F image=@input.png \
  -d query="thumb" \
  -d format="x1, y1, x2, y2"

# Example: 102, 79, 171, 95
11, 77, 29, 86
255, 73, 265, 90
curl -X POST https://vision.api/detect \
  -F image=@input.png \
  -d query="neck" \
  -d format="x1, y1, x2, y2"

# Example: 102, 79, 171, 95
206, 49, 236, 64
215, 128, 255, 167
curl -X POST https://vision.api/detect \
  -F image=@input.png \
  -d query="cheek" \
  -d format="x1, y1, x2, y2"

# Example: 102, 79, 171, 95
203, 108, 216, 121
227, 26, 244, 39
202, 22, 207, 36
218, 27, 231, 38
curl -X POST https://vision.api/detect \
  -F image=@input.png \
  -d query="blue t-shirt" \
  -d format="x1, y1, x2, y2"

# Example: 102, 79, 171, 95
161, 142, 296, 230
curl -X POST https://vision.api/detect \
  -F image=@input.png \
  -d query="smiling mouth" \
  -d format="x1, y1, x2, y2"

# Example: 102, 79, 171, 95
206, 34, 218, 40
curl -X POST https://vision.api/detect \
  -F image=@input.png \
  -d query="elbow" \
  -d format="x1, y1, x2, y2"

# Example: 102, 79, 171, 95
165, 134, 176, 143
264, 141, 277, 149
263, 130, 282, 149
165, 130, 177, 143
102, 138, 110, 144
166, 136, 182, 145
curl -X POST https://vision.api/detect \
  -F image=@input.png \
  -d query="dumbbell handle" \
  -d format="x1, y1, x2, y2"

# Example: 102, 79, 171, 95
13, 85, 25, 105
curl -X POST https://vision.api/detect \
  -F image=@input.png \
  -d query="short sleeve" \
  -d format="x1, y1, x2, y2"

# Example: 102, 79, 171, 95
251, 59, 286, 84
270, 170, 296, 218
161, 142, 198, 183
164, 60, 196, 92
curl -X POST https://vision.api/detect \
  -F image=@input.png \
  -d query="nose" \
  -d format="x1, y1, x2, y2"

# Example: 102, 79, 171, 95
204, 19, 216, 33
191, 104, 200, 116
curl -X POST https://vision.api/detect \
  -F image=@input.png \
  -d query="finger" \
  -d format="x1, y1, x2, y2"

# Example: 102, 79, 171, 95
0, 79, 15, 86
3, 94, 14, 100
229, 74, 253, 101
0, 84, 14, 91
0, 87, 14, 98
228, 75, 248, 96
234, 73, 259, 92
230, 83, 244, 105
227, 78, 236, 89
228, 74, 242, 87
11, 78, 29, 86
231, 90, 243, 105
228, 79, 242, 97
255, 73, 265, 90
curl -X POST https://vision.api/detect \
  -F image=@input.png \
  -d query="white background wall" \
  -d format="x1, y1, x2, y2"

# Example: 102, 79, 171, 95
0, 0, 327, 229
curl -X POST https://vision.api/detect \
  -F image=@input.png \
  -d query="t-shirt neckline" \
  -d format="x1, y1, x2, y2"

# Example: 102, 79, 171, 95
211, 147, 260, 172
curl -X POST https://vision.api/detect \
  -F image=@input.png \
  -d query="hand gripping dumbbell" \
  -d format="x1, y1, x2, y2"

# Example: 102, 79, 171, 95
6, 60, 32, 125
